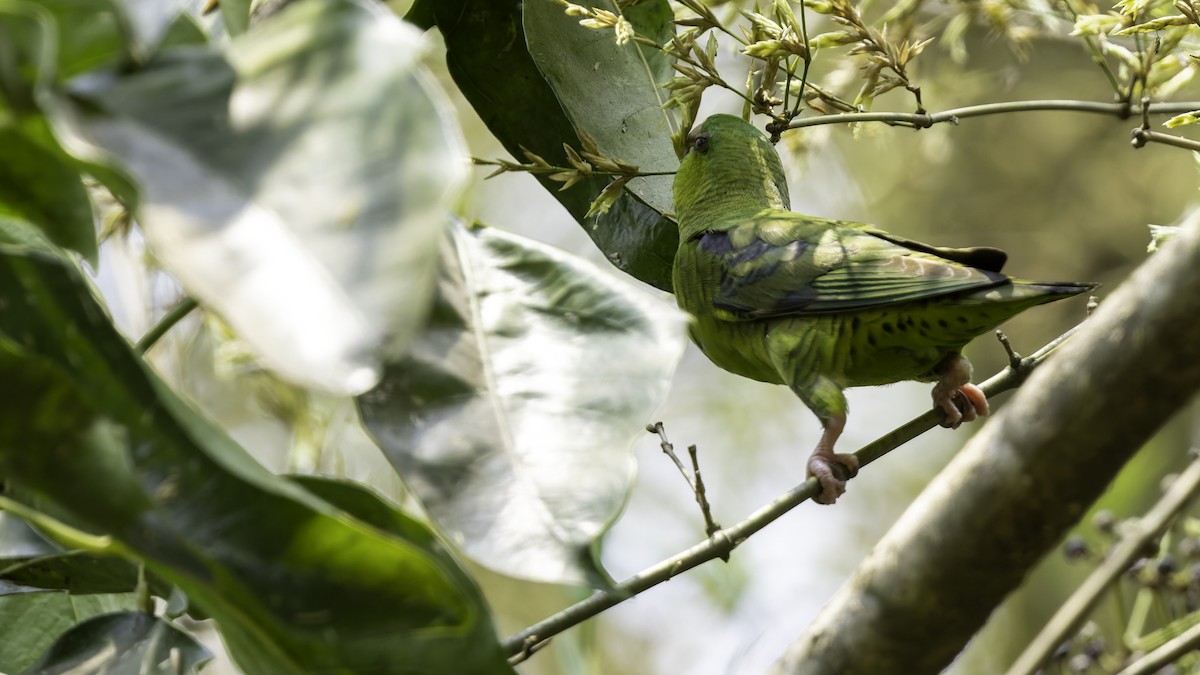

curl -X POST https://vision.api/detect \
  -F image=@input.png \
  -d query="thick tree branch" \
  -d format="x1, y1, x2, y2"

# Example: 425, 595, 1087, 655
503, 318, 1085, 661
770, 215, 1200, 674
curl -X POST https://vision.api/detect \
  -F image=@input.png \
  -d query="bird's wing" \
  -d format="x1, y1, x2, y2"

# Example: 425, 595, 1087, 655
696, 212, 1010, 320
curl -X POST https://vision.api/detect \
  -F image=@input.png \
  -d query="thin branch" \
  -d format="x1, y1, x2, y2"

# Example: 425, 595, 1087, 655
785, 99, 1200, 130
1131, 128, 1200, 153
135, 297, 199, 355
647, 422, 724, 549
1120, 619, 1200, 675
501, 320, 1086, 659
1006, 452, 1200, 675
687, 444, 721, 541
647, 421, 694, 488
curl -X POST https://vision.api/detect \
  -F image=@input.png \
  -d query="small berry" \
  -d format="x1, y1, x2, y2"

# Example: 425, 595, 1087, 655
1064, 536, 1090, 561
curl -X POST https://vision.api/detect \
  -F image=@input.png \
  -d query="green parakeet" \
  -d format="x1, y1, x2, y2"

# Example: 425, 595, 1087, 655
672, 114, 1095, 504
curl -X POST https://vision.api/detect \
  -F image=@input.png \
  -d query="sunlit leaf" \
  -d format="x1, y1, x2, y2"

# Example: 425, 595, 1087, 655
359, 221, 688, 587
65, 0, 464, 395
25, 612, 212, 675
430, 0, 678, 291
0, 245, 513, 674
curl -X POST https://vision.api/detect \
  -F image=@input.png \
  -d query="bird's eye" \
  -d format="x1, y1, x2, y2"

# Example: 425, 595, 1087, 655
692, 134, 710, 155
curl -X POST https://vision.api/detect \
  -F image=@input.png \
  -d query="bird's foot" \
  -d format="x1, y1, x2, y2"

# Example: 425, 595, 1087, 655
933, 382, 989, 429
931, 353, 989, 429
808, 451, 860, 505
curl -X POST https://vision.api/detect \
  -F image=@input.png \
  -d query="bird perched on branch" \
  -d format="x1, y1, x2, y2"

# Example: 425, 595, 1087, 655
671, 114, 1095, 504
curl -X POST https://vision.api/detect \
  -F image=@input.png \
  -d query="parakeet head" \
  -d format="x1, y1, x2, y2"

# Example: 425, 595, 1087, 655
672, 115, 791, 232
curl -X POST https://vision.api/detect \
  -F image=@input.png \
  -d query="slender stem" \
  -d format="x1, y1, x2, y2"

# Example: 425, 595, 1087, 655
503, 321, 1086, 659
786, 99, 1200, 130
135, 297, 199, 355
0, 496, 126, 556
1005, 453, 1200, 675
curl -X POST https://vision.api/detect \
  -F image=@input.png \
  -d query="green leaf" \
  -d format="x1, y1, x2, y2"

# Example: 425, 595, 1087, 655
216, 0, 252, 35
1164, 110, 1200, 128
25, 612, 212, 675
431, 0, 679, 291
0, 127, 96, 263
0, 0, 55, 114
1, 552, 144, 595
66, 0, 465, 394
38, 0, 129, 78
524, 0, 677, 216
0, 590, 135, 674
359, 221, 687, 587
0, 246, 513, 674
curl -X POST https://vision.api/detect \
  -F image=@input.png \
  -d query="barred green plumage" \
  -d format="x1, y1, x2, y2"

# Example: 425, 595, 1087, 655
672, 114, 1095, 504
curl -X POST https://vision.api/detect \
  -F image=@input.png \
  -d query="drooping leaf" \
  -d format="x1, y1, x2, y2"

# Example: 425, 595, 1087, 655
431, 0, 679, 291
0, 128, 96, 263
0, 245, 512, 674
359, 221, 687, 587
0, 590, 135, 674
524, 0, 677, 215
65, 0, 464, 394
24, 612, 212, 675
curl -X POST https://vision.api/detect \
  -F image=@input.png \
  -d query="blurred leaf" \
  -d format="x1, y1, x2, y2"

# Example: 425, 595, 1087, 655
110, 0, 189, 56
25, 612, 211, 675
66, 0, 465, 395
403, 0, 435, 30
0, 245, 513, 674
0, 128, 96, 264
524, 0, 677, 215
359, 221, 688, 587
1149, 224, 1183, 252
38, 0, 129, 78
0, 590, 135, 674
216, 0, 251, 35
431, 0, 679, 292
0, 1, 54, 114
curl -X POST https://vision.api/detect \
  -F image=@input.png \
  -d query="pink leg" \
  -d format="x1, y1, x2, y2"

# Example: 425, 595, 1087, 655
807, 415, 860, 505
931, 354, 990, 429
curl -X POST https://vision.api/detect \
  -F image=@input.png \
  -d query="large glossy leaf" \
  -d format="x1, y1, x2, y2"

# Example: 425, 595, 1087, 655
358, 222, 687, 587
431, 0, 679, 292
65, 0, 464, 394
0, 590, 135, 674
0, 245, 512, 674
525, 0, 677, 215
25, 612, 211, 675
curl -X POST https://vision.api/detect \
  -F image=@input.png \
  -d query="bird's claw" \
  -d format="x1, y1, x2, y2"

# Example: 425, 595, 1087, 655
808, 452, 860, 505
934, 383, 989, 429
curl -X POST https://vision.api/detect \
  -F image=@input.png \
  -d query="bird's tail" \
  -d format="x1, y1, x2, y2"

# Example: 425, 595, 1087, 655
955, 279, 1098, 313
